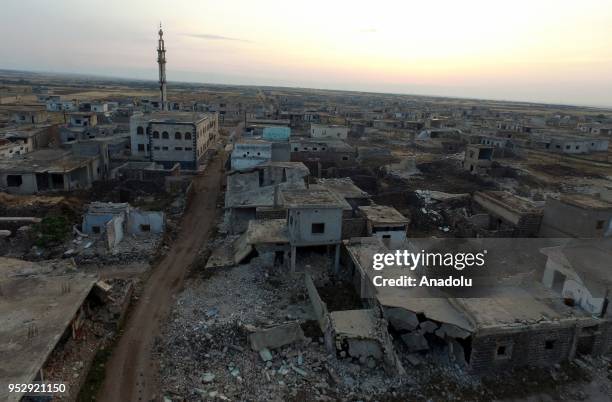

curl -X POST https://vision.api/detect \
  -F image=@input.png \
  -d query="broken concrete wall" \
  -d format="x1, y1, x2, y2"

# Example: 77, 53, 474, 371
249, 322, 305, 351
105, 215, 124, 250
255, 207, 287, 220
305, 274, 329, 328
325, 309, 405, 375
127, 210, 164, 234
229, 208, 256, 234
468, 325, 576, 373
341, 217, 367, 239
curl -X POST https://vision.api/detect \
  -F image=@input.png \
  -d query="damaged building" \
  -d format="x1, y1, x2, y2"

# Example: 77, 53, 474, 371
341, 237, 612, 374
0, 258, 98, 402
0, 149, 101, 194
539, 194, 612, 238
462, 144, 493, 174
225, 162, 309, 234
82, 202, 164, 249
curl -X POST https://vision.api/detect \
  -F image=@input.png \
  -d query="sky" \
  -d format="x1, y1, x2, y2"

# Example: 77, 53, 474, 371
2, 0, 612, 106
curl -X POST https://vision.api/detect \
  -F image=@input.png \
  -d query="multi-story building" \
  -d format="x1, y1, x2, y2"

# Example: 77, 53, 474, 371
130, 111, 218, 169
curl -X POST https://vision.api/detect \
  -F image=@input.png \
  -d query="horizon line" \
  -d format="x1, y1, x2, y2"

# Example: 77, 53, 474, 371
2, 67, 612, 111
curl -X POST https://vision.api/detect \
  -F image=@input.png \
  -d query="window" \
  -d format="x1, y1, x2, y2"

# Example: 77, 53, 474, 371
92, 226, 101, 234
545, 340, 556, 350
495, 341, 512, 360
175, 147, 183, 151
596, 220, 605, 229
137, 144, 145, 152
294, 147, 298, 151
162, 146, 168, 150
175, 132, 182, 140
311, 223, 325, 234
152, 131, 159, 139
154, 146, 160, 150
6, 175, 22, 187
137, 126, 144, 135
184, 132, 192, 140
140, 224, 151, 232
342, 156, 349, 161
162, 131, 169, 139
185, 147, 192, 151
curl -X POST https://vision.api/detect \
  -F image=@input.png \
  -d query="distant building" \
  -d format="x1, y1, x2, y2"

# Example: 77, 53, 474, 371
531, 133, 608, 154
0, 139, 28, 158
69, 112, 98, 128
46, 96, 79, 112
8, 106, 47, 125
310, 124, 348, 140
90, 102, 109, 113
263, 126, 291, 141
130, 111, 218, 169
462, 144, 493, 174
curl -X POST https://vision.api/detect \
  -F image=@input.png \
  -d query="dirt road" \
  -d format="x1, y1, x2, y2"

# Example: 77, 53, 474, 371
98, 153, 224, 402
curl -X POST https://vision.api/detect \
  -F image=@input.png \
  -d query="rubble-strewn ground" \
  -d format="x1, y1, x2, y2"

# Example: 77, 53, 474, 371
157, 249, 612, 402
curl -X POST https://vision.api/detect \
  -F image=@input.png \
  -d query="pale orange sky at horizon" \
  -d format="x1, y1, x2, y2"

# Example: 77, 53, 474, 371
2, 0, 612, 106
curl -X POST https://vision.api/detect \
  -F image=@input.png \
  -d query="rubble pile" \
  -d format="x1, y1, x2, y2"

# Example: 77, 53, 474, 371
156, 255, 410, 401
72, 233, 162, 265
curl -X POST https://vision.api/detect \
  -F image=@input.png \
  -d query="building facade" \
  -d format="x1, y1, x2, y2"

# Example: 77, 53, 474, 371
130, 111, 218, 169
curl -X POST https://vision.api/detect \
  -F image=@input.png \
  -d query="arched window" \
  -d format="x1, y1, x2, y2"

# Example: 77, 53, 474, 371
152, 131, 159, 139
175, 132, 182, 140
184, 132, 192, 140
162, 131, 169, 139
137, 126, 144, 135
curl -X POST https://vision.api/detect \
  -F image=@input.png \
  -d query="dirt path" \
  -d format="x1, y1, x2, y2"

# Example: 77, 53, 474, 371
98, 153, 225, 402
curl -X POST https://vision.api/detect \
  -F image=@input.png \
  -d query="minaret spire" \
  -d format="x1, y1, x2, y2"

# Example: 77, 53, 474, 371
157, 23, 167, 111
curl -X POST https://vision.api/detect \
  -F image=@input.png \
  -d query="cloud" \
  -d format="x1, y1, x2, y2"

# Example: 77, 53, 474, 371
359, 28, 378, 33
183, 33, 253, 43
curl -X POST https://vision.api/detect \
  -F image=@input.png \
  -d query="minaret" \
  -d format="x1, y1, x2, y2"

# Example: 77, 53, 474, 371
157, 23, 167, 111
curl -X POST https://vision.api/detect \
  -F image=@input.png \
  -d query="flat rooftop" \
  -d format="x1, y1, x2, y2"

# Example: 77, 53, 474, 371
135, 111, 212, 124
559, 194, 612, 210
290, 139, 354, 152
0, 148, 94, 173
474, 191, 542, 214
281, 185, 349, 209
541, 241, 612, 287
343, 237, 593, 334
318, 178, 369, 200
358, 204, 409, 225
0, 258, 97, 402
246, 219, 289, 245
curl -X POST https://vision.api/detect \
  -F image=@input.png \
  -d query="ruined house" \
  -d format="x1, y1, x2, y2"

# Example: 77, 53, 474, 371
0, 149, 101, 194
471, 191, 543, 237
281, 185, 350, 272
0, 258, 98, 402
539, 194, 612, 238
341, 237, 612, 374
462, 144, 493, 174
82, 202, 164, 249
541, 241, 612, 318
290, 139, 356, 174
358, 204, 410, 248
225, 162, 309, 234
